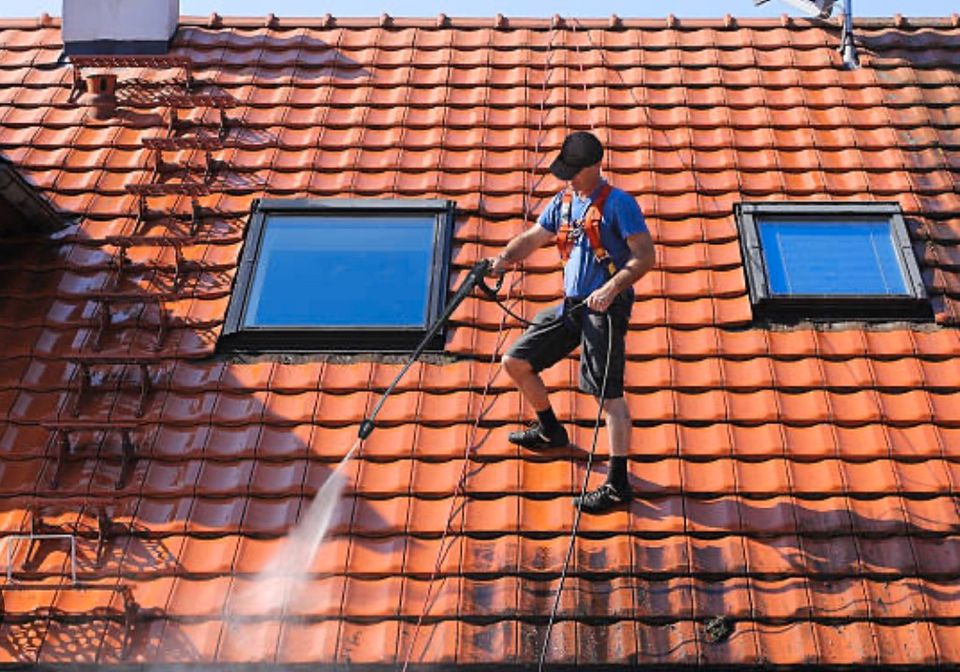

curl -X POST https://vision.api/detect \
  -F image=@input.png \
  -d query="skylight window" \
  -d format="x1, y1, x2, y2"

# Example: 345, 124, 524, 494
735, 202, 930, 321
221, 199, 455, 351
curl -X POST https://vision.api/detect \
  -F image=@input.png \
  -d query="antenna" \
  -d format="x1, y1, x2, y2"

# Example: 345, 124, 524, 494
754, 0, 859, 68
753, 0, 834, 18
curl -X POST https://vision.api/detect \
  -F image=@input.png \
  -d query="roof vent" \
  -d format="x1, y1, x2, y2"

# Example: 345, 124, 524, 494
63, 0, 179, 56
80, 72, 118, 119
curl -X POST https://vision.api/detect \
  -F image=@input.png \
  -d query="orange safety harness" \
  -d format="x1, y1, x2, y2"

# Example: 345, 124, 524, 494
555, 182, 618, 277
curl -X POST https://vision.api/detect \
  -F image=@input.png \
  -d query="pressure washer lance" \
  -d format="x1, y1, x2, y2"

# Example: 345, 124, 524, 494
357, 258, 503, 441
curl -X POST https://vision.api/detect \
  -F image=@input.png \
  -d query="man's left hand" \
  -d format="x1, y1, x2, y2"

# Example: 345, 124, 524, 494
586, 286, 617, 312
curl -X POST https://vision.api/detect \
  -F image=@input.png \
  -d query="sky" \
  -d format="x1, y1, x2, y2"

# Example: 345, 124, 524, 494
4, 0, 958, 19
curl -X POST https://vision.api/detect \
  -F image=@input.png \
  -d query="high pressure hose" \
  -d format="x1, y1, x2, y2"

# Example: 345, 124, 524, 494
358, 258, 503, 441
538, 312, 614, 671
358, 258, 588, 441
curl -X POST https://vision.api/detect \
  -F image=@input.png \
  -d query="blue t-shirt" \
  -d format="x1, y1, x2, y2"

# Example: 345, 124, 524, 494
537, 182, 649, 299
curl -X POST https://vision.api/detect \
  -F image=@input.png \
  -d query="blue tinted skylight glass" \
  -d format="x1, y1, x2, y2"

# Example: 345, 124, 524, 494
758, 218, 909, 296
243, 214, 436, 328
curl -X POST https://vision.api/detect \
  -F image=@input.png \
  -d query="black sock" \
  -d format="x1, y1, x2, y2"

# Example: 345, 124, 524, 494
607, 456, 629, 490
535, 407, 561, 436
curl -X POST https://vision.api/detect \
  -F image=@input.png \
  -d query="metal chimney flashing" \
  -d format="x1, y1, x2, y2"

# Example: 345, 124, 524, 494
62, 0, 179, 56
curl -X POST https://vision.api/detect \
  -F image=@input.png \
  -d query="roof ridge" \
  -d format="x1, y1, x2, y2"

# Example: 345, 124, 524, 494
2, 13, 959, 30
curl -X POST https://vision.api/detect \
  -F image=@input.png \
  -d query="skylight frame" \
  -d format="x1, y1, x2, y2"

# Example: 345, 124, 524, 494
220, 198, 456, 352
735, 201, 930, 321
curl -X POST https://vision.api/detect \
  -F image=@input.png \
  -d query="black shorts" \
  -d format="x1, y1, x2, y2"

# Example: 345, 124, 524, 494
505, 293, 632, 399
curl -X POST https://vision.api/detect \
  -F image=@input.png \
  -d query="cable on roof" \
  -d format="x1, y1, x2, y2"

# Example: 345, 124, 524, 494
399, 23, 566, 671
538, 313, 613, 672
537, 19, 634, 672
573, 17, 709, 205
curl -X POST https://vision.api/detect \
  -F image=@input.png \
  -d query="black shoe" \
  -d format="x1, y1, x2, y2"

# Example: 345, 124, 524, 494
573, 482, 632, 514
508, 422, 568, 449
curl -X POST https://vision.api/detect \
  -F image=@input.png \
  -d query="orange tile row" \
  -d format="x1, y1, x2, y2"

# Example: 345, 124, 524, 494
3, 614, 957, 667
5, 525, 960, 598
3, 450, 957, 499
34, 187, 960, 222
13, 456, 960, 504
3, 90, 955, 139
1, 419, 956, 462
10, 353, 960, 396
7, 494, 960, 558
24, 179, 960, 232
35, 386, 941, 427
13, 146, 954, 194
0, 20, 950, 52
25, 167, 958, 206
15, 573, 934, 626
150, 60, 944, 97
3, 322, 960, 364
0, 297, 228, 330
7, 117, 957, 158
37, 168, 958, 207
2, 241, 243, 273
3, 492, 959, 573
5, 64, 959, 112
9, 377, 960, 428
219, 168, 896, 203
0, 325, 220, 360
172, 31, 884, 60
4, 43, 942, 86
4, 107, 955, 157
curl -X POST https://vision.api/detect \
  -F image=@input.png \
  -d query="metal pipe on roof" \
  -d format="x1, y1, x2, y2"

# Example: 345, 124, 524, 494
841, 0, 861, 69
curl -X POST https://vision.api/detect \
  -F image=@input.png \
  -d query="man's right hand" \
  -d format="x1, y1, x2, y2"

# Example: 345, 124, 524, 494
487, 255, 508, 276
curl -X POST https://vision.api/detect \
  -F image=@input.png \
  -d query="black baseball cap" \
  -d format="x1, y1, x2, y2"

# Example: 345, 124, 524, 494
549, 131, 603, 180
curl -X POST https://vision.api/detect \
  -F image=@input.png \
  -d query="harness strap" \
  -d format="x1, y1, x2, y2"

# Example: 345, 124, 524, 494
557, 191, 575, 261
555, 183, 618, 277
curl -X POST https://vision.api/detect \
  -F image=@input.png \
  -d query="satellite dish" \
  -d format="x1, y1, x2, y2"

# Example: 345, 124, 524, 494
753, 0, 858, 69
754, 0, 835, 18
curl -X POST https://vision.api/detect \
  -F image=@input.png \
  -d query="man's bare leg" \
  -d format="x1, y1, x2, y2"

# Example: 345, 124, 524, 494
596, 396, 632, 493
570, 395, 632, 512
601, 397, 631, 457
503, 355, 568, 446
502, 355, 550, 410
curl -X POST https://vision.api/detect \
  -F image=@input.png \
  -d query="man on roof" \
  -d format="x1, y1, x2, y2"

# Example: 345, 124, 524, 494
488, 130, 656, 514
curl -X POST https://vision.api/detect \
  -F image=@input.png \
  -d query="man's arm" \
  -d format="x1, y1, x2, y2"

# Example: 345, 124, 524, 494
585, 230, 655, 312
488, 224, 555, 275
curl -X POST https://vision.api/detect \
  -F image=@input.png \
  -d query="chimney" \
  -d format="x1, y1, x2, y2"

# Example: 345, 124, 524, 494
63, 0, 179, 55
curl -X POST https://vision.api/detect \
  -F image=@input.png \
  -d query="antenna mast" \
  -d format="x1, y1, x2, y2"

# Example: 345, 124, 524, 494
839, 0, 860, 69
